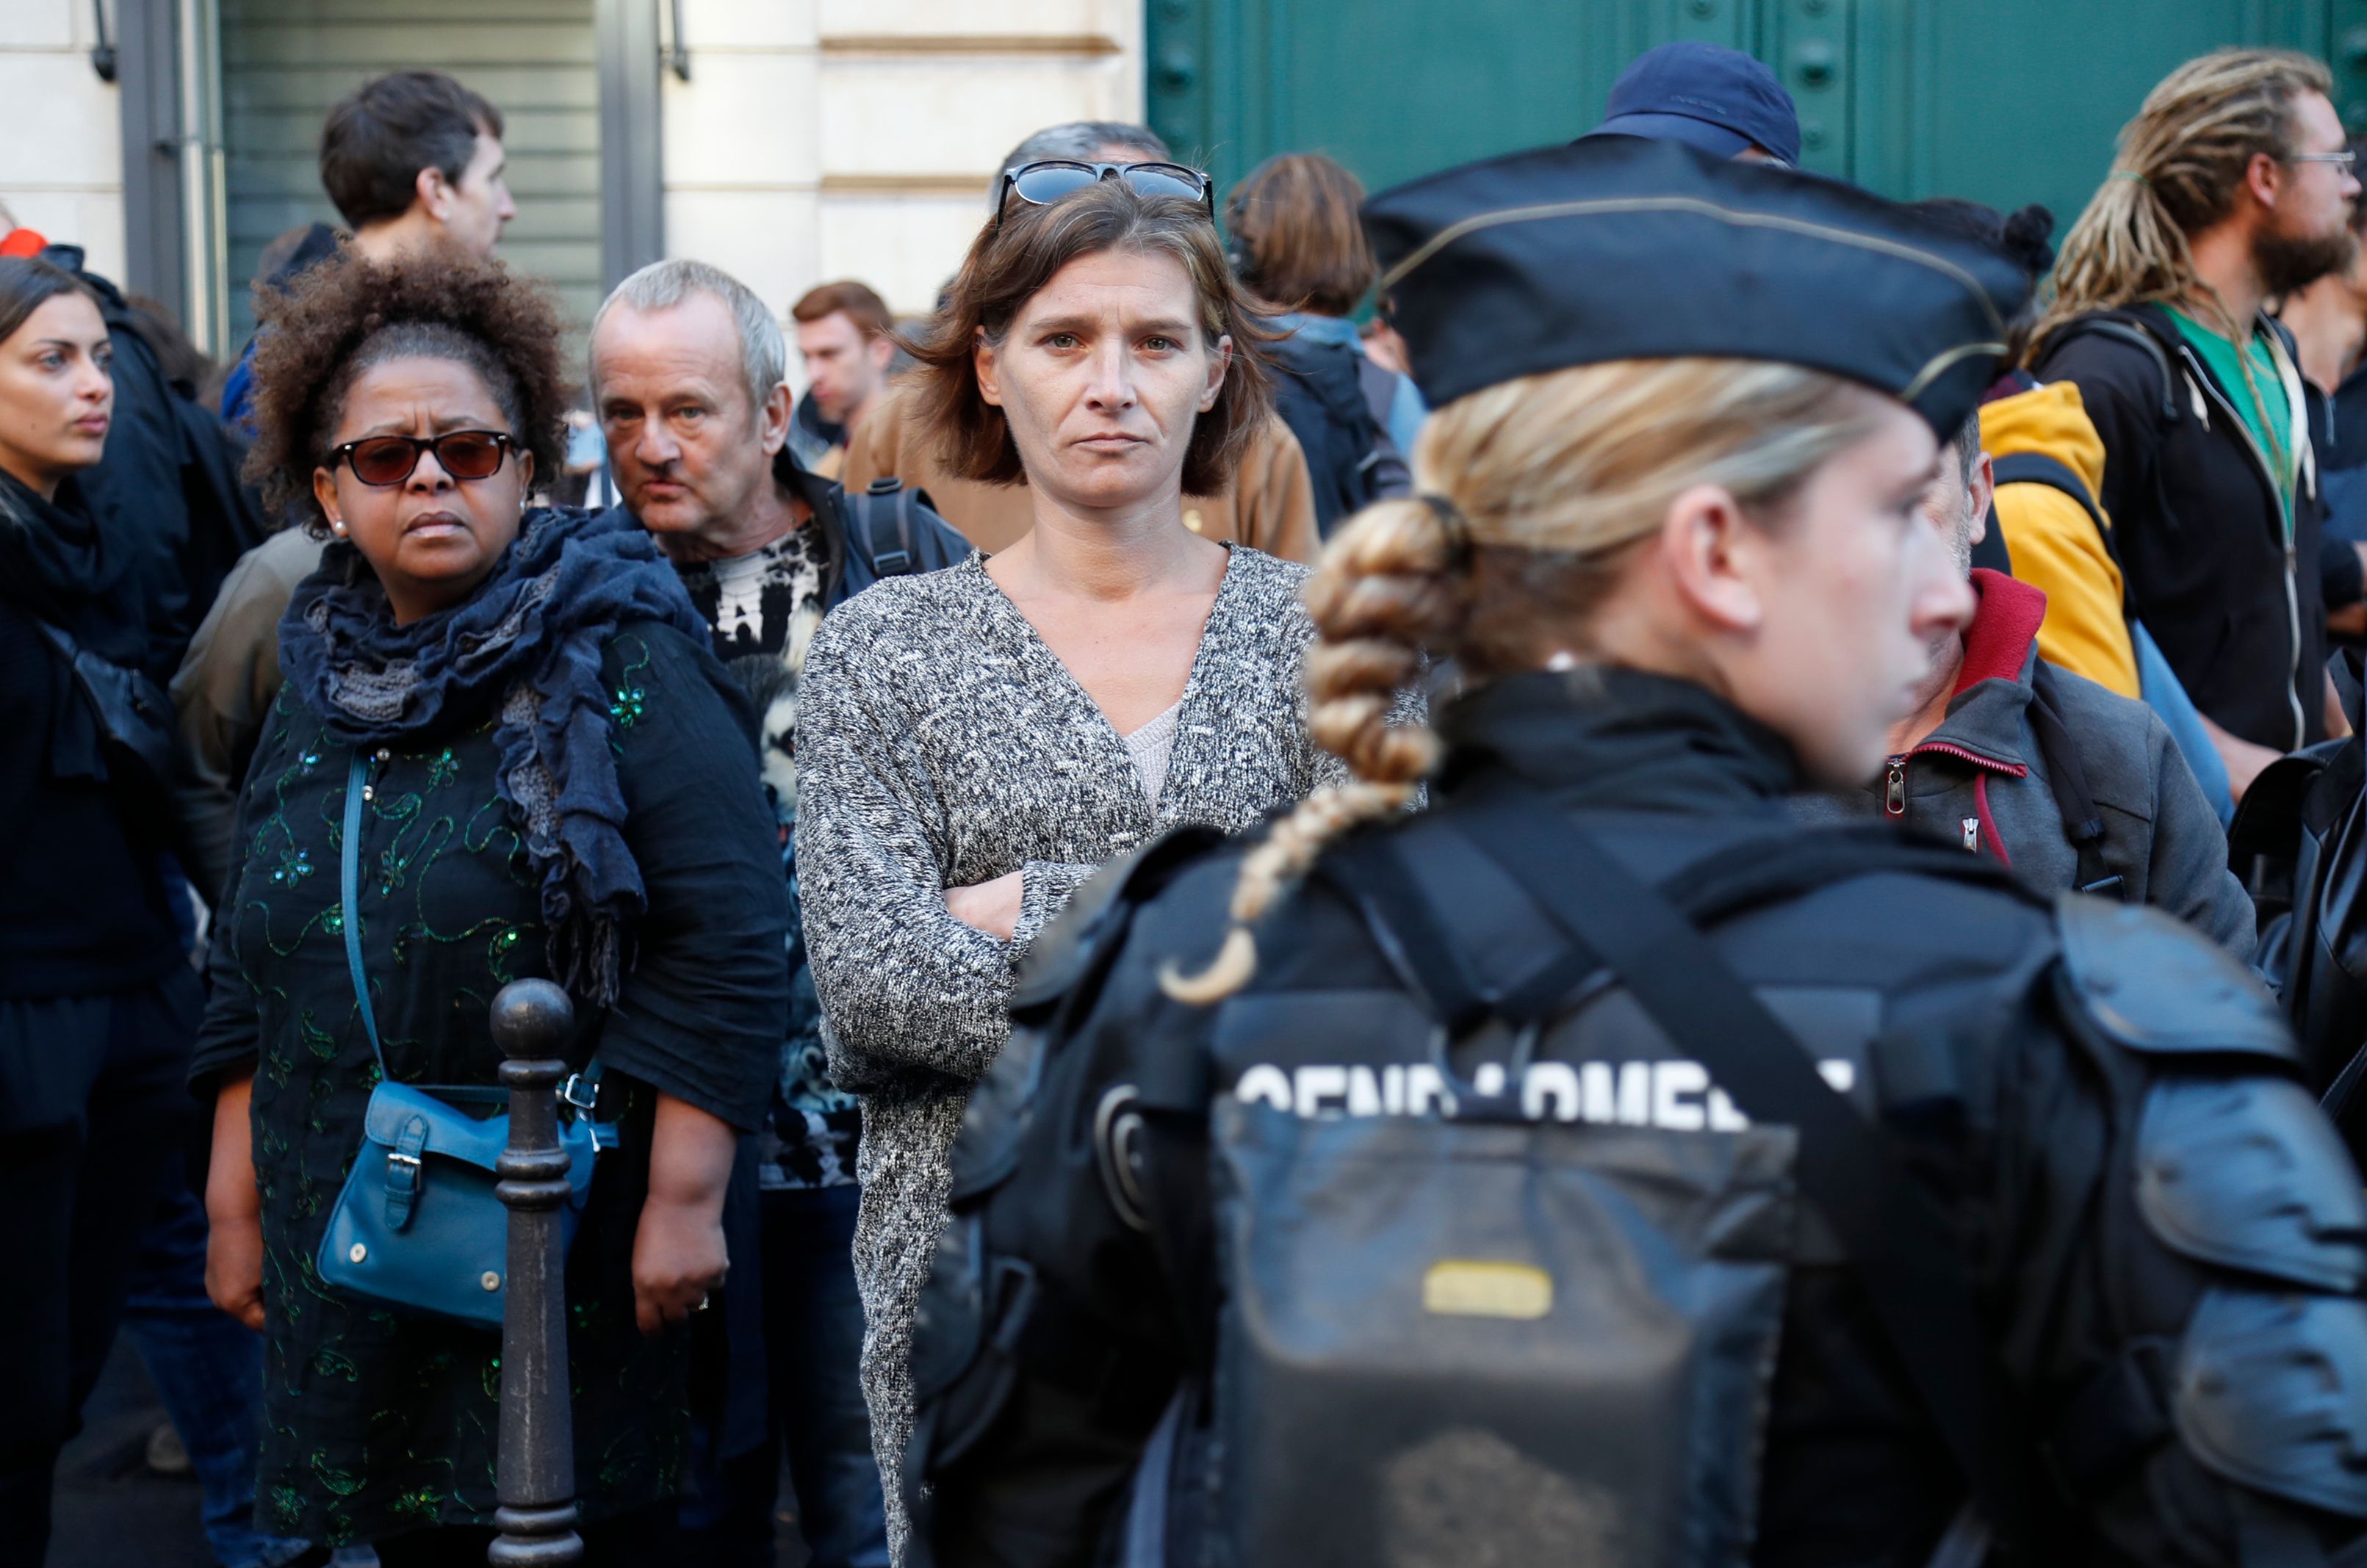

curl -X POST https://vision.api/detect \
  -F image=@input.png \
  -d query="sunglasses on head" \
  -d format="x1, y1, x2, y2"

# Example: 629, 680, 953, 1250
992, 160, 1215, 232
331, 430, 517, 488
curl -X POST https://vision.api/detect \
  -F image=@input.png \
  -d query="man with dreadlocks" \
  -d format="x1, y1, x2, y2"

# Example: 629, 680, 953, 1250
2031, 48, 2361, 801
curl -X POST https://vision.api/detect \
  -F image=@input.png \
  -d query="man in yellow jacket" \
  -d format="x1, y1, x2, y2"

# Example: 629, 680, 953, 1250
1981, 380, 2141, 698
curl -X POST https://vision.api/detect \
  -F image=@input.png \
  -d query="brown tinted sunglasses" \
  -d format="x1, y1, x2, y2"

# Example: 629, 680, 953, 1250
331, 430, 516, 487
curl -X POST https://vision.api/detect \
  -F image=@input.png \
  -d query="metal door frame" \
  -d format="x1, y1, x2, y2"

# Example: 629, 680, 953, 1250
597, 0, 663, 287
115, 0, 227, 352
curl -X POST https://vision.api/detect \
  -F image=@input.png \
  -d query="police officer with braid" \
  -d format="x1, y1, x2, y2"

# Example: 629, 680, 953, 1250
898, 137, 2367, 1568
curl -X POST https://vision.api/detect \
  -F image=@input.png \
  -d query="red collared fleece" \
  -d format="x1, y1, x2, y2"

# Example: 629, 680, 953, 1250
1795, 570, 2255, 955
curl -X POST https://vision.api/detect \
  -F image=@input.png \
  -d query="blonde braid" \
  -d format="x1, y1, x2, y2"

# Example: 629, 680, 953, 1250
1161, 496, 1463, 1002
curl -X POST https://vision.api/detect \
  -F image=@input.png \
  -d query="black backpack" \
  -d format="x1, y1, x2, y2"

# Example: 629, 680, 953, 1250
907, 817, 2044, 1567
1267, 333, 1411, 538
2233, 648, 2367, 1151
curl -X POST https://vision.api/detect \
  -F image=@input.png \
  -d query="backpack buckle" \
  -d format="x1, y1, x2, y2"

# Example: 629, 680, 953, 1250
559, 1072, 599, 1113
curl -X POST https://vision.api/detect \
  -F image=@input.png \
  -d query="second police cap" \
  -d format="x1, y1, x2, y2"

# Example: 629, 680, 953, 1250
1365, 135, 2033, 438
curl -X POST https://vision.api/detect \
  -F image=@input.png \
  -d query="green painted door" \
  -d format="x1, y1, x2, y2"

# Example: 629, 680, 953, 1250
1150, 0, 2367, 247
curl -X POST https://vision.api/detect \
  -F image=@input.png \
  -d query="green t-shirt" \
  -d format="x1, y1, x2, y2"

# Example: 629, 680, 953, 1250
2165, 305, 2295, 524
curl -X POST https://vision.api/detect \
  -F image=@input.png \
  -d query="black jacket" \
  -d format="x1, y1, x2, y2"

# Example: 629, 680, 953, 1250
0, 593, 184, 999
908, 669, 2367, 1567
2033, 305, 2327, 752
47, 248, 266, 682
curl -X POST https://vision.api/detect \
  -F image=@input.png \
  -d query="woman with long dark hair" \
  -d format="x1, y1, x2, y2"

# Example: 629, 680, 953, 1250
0, 254, 203, 1562
192, 248, 788, 1561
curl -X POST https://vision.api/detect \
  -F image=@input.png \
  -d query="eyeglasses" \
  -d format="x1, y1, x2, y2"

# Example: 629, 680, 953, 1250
2286, 149, 2358, 171
331, 430, 516, 488
992, 160, 1215, 232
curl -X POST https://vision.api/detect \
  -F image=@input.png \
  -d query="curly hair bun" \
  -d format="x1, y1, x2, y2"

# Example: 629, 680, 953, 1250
242, 242, 573, 534
1999, 204, 2057, 278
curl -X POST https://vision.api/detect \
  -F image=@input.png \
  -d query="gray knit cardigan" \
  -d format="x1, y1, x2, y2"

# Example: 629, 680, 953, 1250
793, 546, 1352, 1554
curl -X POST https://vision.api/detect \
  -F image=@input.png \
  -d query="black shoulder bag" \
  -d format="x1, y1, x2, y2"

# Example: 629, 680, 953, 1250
32, 617, 177, 790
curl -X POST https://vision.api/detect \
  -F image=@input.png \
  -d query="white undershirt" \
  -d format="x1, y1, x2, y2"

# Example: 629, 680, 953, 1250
1120, 699, 1183, 806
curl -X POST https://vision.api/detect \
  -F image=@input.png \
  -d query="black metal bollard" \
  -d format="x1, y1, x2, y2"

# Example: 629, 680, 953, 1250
488, 979, 584, 1567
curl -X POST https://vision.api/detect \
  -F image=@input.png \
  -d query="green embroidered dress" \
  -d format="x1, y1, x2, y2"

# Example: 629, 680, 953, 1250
190, 621, 788, 1547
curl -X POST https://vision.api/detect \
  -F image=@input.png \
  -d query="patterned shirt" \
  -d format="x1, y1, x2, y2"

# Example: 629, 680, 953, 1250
187, 626, 788, 1543
673, 523, 857, 1189
793, 546, 1369, 1556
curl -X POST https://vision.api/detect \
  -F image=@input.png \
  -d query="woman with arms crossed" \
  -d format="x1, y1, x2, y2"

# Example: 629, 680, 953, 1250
793, 165, 1388, 1554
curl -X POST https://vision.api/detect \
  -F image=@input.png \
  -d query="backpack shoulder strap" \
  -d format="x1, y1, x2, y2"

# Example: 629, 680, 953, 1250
1355, 353, 1400, 435
1324, 820, 2037, 1036
1989, 452, 2103, 532
2045, 312, 2180, 425
1314, 830, 1493, 1035
2028, 662, 2128, 900
1986, 449, 2134, 624
844, 479, 923, 577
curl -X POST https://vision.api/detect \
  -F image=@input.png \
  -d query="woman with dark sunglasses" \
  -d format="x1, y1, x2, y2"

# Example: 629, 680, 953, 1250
190, 248, 790, 1562
793, 171, 1411, 1558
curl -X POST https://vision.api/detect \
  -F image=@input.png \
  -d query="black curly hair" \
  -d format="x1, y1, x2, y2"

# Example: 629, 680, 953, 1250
1906, 198, 2058, 473
244, 244, 571, 536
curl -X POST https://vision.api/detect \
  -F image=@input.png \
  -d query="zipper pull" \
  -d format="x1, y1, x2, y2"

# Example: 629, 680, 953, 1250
1885, 757, 1907, 817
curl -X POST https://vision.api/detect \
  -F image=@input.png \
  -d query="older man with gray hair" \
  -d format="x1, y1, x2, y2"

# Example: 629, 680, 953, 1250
588, 258, 963, 1566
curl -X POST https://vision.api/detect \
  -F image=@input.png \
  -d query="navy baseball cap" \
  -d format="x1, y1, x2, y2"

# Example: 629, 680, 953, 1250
1587, 41, 1801, 167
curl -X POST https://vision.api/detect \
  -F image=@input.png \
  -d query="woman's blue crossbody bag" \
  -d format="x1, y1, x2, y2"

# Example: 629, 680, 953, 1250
316, 753, 601, 1329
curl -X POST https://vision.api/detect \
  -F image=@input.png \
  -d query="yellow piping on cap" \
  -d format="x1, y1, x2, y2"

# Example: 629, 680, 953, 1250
1898, 340, 2008, 408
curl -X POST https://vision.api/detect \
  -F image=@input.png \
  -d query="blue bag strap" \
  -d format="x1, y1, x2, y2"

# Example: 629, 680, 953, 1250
345, 749, 608, 1133
342, 751, 386, 1074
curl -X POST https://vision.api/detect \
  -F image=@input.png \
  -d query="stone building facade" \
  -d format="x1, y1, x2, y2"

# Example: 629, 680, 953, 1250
0, 0, 1143, 383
